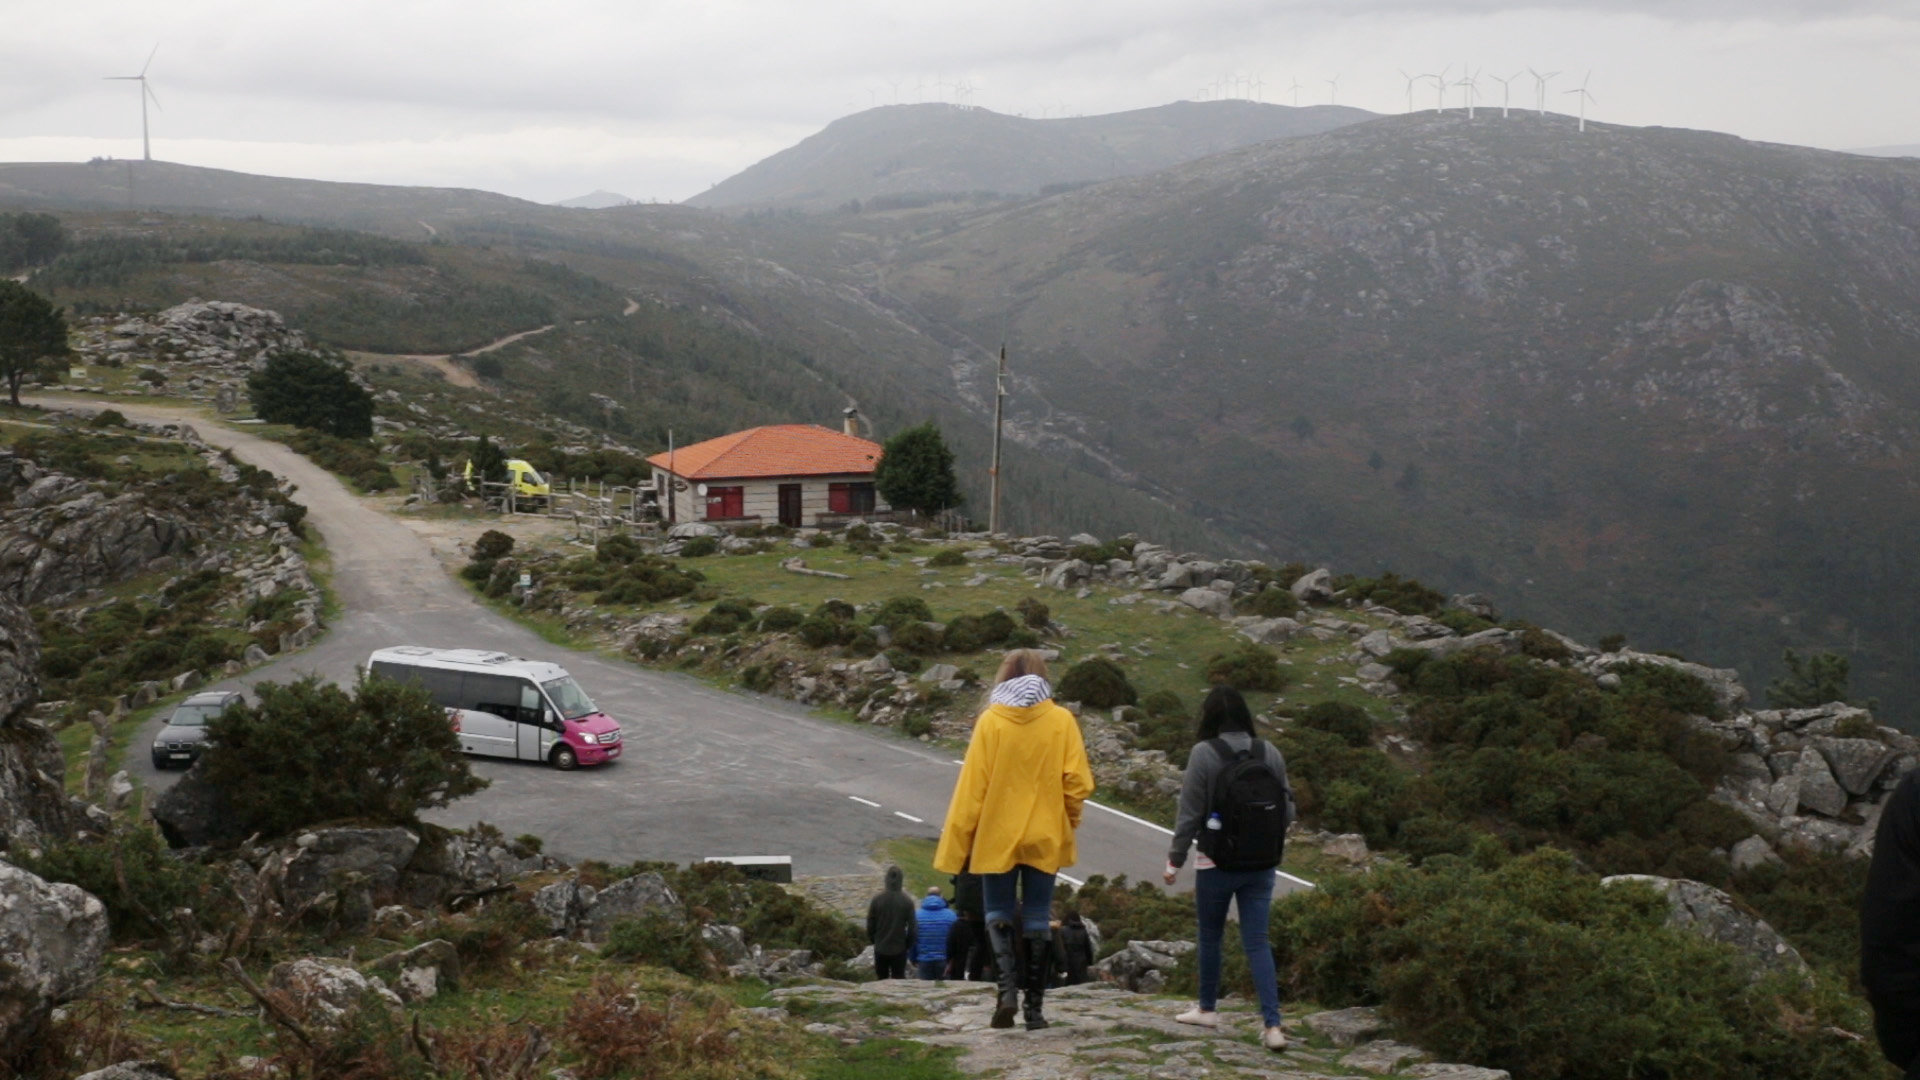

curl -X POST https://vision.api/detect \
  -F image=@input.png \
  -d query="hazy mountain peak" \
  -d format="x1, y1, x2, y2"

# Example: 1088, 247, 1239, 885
554, 190, 637, 209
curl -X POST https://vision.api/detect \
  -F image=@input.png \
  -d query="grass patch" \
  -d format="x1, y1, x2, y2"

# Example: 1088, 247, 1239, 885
877, 836, 945, 898
807, 1038, 964, 1080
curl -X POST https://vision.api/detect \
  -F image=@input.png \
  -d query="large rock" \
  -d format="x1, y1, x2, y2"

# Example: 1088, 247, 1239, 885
0, 860, 110, 1050
275, 827, 421, 919
1594, 651, 1749, 715
74, 1065, 178, 1080
1791, 747, 1849, 818
532, 874, 596, 937
1090, 939, 1194, 994
266, 957, 402, 1029
149, 760, 246, 850
1042, 559, 1092, 589
1235, 616, 1302, 645
1304, 1005, 1388, 1046
1289, 568, 1334, 603
1812, 737, 1896, 796
1601, 875, 1806, 978
0, 596, 70, 851
365, 939, 461, 1002
0, 485, 195, 607
666, 522, 723, 540
395, 827, 553, 908
582, 871, 685, 941
1177, 587, 1233, 618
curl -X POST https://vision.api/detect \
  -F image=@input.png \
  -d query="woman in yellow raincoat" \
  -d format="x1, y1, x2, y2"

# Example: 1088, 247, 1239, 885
934, 648, 1095, 1031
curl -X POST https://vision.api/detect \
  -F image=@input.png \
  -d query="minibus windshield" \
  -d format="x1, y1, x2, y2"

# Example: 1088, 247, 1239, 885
542, 676, 598, 720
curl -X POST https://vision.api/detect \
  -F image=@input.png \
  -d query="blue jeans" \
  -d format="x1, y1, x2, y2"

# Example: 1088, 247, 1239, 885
981, 864, 1056, 935
1195, 867, 1282, 1028
916, 960, 945, 981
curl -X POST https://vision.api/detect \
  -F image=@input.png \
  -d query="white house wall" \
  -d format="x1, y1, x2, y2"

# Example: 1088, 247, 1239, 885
652, 469, 889, 526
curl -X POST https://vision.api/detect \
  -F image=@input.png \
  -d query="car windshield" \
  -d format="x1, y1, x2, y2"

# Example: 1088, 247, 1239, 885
166, 704, 225, 728
542, 677, 597, 720
523, 468, 546, 486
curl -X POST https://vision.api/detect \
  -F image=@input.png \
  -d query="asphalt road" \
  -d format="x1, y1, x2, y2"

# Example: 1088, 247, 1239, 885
49, 397, 1310, 895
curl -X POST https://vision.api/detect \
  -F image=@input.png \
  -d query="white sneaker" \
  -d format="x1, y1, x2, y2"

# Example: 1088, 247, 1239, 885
1174, 1007, 1219, 1028
1262, 1026, 1289, 1051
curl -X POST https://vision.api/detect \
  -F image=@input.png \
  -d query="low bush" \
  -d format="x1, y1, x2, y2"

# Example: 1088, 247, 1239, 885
757, 606, 803, 632
740, 664, 776, 692
678, 535, 719, 558
87, 408, 128, 429
17, 826, 225, 944
1237, 587, 1301, 619
1016, 596, 1051, 629
563, 976, 744, 1080
281, 430, 397, 492
1298, 701, 1374, 747
1205, 645, 1291, 692
473, 529, 515, 561
870, 595, 934, 629
1142, 689, 1186, 719
798, 614, 855, 649
941, 610, 1015, 653
890, 621, 944, 655
1272, 848, 1880, 1080
1335, 571, 1447, 616
596, 559, 703, 605
602, 913, 714, 977
928, 548, 967, 567
1057, 657, 1137, 709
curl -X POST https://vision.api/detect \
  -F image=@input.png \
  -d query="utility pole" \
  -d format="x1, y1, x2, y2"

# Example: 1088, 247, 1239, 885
988, 345, 1007, 535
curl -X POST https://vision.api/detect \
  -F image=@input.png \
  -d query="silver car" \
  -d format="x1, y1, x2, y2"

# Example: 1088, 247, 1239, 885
149, 690, 244, 770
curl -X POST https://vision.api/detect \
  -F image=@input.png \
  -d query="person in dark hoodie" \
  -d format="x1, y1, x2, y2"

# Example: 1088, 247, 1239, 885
949, 868, 990, 981
914, 886, 958, 980
866, 865, 915, 980
1863, 768, 1920, 1077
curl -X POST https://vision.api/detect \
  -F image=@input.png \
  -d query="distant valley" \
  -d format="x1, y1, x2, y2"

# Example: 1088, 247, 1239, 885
6, 102, 1920, 724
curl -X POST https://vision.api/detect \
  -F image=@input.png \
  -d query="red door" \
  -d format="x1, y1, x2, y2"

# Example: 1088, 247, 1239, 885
704, 486, 744, 520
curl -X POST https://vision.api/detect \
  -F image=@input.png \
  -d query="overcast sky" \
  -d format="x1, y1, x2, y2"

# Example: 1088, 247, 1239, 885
3, 0, 1916, 205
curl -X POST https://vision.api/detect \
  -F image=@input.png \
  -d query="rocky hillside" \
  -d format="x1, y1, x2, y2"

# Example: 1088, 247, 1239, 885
875, 112, 1920, 725
684, 100, 1377, 212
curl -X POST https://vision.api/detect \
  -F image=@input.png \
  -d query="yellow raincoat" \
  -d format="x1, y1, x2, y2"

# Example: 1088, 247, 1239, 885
933, 700, 1096, 876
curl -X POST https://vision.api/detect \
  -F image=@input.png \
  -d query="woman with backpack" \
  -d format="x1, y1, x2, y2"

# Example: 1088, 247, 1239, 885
935, 648, 1095, 1031
1163, 685, 1295, 1052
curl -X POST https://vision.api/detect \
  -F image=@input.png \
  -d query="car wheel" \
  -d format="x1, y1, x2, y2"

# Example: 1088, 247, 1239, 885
552, 745, 578, 771
150, 756, 167, 771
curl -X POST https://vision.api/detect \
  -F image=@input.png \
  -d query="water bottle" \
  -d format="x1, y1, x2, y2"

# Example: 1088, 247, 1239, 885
1206, 812, 1223, 832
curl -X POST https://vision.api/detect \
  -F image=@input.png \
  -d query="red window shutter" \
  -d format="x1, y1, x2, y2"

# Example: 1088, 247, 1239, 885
828, 483, 850, 513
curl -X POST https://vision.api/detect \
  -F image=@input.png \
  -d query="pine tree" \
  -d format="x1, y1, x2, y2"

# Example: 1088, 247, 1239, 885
874, 422, 962, 515
246, 350, 374, 438
0, 281, 70, 407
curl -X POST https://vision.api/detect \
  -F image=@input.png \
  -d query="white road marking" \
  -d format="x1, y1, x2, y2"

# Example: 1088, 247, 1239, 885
1057, 872, 1084, 887
950, 759, 965, 765
1087, 799, 1173, 835
849, 796, 881, 808
894, 811, 924, 823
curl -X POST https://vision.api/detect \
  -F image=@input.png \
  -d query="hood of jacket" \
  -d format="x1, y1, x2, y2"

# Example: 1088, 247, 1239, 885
885, 866, 904, 891
919, 894, 948, 912
985, 701, 1054, 726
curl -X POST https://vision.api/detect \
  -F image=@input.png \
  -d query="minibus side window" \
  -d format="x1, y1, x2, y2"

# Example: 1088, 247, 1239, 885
466, 674, 523, 722
519, 683, 555, 728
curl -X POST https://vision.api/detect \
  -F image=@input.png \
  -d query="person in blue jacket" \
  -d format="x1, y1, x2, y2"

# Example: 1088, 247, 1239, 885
913, 885, 958, 980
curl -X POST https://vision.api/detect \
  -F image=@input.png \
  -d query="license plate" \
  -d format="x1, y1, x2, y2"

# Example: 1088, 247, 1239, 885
607, 745, 621, 757
170, 752, 192, 758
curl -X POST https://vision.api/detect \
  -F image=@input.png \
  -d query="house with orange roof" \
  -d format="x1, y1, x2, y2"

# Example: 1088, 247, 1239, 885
646, 417, 888, 527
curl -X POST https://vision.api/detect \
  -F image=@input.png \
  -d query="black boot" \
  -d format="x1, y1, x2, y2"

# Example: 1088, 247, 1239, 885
985, 916, 1020, 1029
1022, 931, 1053, 1030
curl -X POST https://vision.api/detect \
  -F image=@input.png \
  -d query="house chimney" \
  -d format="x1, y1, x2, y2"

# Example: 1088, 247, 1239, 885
843, 407, 860, 437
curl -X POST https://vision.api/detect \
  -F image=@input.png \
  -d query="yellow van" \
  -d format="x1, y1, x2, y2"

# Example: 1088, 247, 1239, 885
464, 458, 552, 503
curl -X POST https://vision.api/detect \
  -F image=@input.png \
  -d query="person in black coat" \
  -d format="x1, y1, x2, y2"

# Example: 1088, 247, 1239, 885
950, 868, 992, 981
1863, 769, 1920, 1077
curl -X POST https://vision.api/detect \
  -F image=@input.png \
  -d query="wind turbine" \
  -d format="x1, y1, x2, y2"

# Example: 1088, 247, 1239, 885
1325, 74, 1340, 106
1489, 70, 1522, 118
105, 44, 161, 162
1564, 71, 1596, 132
1529, 68, 1559, 115
1455, 67, 1480, 119
1288, 77, 1303, 106
1398, 69, 1423, 114
1425, 65, 1451, 113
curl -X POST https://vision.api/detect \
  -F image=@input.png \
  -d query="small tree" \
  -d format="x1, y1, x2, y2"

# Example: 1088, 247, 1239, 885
875, 422, 962, 516
247, 350, 375, 438
0, 281, 70, 407
1765, 649, 1854, 709
467, 434, 508, 488
199, 674, 487, 841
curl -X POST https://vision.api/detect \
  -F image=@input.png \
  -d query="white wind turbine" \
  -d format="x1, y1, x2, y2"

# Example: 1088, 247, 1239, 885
1425, 65, 1451, 112
1489, 70, 1522, 117
1455, 67, 1480, 118
1564, 71, 1596, 132
1288, 77, 1303, 106
1325, 74, 1340, 105
1398, 69, 1423, 114
1529, 68, 1559, 115
106, 44, 162, 162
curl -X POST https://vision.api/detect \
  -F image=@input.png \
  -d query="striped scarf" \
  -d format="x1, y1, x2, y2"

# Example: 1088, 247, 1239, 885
990, 674, 1053, 708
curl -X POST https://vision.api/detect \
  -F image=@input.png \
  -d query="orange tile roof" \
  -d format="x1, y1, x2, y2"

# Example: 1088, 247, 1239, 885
647, 425, 884, 481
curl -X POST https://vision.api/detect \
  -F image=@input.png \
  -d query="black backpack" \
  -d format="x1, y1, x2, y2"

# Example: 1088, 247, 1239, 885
1200, 737, 1290, 871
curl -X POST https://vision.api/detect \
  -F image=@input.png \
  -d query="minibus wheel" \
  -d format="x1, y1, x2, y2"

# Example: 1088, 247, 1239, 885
552, 745, 578, 770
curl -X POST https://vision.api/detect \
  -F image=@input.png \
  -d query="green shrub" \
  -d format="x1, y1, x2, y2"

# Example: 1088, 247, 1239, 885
667, 861, 864, 960
602, 912, 713, 976
757, 606, 804, 632
1057, 657, 1137, 709
1299, 701, 1374, 747
1004, 628, 1042, 649
201, 674, 487, 841
691, 599, 751, 636
942, 610, 1015, 653
1238, 587, 1301, 619
1598, 633, 1628, 653
17, 826, 225, 943
679, 535, 719, 558
890, 621, 944, 655
808, 533, 837, 548
799, 614, 855, 649
1205, 645, 1290, 691
928, 548, 967, 568
1273, 849, 1880, 1080
885, 649, 925, 674
1436, 609, 1496, 635
447, 895, 547, 974
1336, 571, 1447, 616
596, 558, 703, 605
1142, 690, 1186, 719
88, 408, 128, 429
871, 595, 935, 628
1510, 622, 1574, 662
596, 534, 643, 564
740, 665, 776, 692
248, 350, 374, 438
472, 529, 515, 561
901, 712, 934, 738
1016, 596, 1052, 629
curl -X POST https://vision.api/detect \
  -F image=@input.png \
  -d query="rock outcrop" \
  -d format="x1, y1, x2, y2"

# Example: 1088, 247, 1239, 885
0, 594, 70, 852
0, 860, 110, 1050
1602, 874, 1808, 978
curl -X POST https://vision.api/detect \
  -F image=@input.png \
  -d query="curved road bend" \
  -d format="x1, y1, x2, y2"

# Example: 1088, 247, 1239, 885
41, 397, 1309, 896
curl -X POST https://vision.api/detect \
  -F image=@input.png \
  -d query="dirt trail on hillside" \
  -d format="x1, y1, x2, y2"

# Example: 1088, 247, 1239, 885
351, 323, 556, 388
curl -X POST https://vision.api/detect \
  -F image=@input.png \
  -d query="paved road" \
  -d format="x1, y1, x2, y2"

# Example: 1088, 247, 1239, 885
44, 397, 1310, 895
